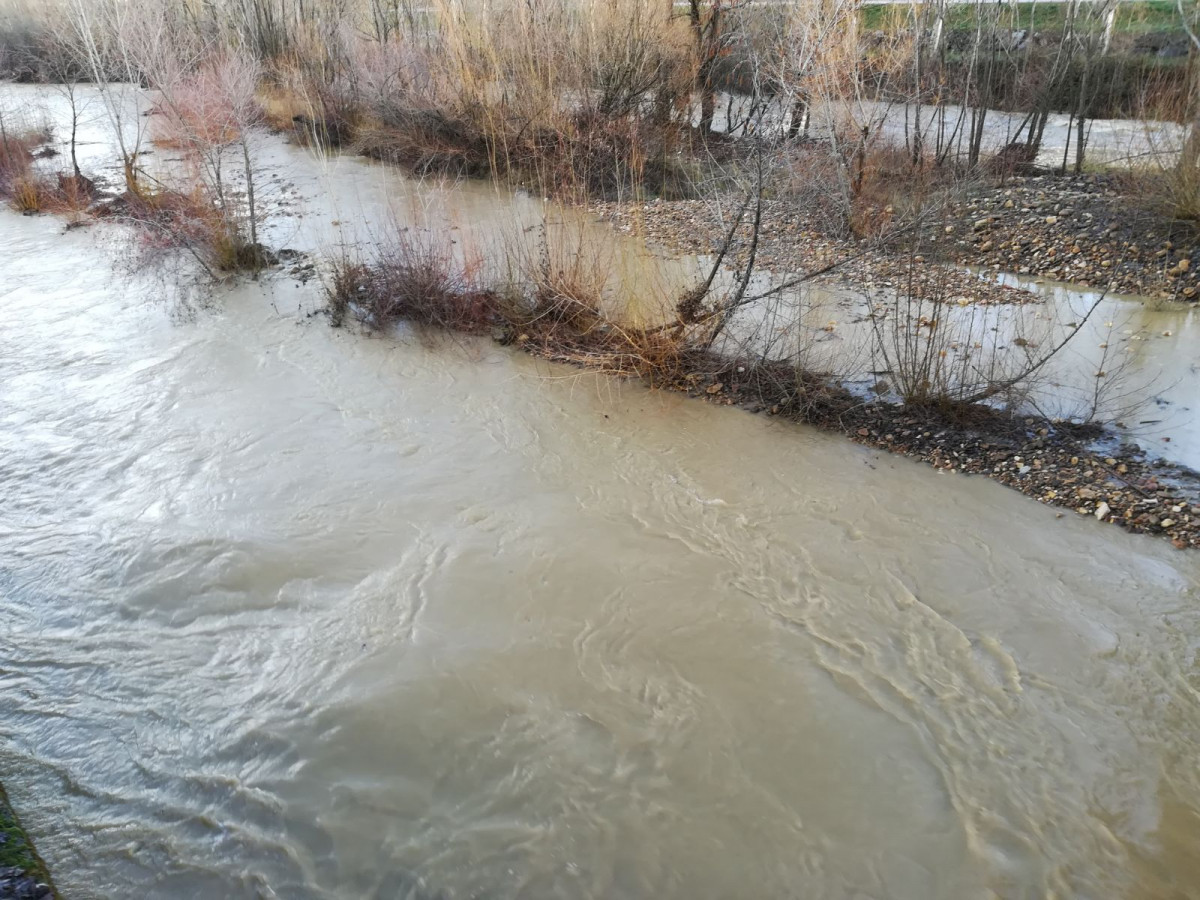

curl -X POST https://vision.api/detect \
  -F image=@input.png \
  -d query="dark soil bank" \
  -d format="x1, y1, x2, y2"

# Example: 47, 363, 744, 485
0, 787, 55, 900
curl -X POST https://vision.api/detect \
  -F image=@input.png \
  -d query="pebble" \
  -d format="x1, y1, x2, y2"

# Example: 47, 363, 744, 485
590, 197, 1041, 307
0, 868, 51, 900
942, 174, 1198, 300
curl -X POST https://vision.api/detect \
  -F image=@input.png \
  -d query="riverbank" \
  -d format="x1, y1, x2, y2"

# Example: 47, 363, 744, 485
590, 198, 1044, 307
0, 786, 55, 900
507, 331, 1200, 550
945, 174, 1199, 299
325, 248, 1200, 551
591, 172, 1200, 303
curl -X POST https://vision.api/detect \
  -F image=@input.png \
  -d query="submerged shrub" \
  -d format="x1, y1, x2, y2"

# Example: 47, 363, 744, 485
142, 53, 271, 275
100, 186, 266, 277
325, 231, 496, 332
0, 125, 63, 213
325, 219, 712, 386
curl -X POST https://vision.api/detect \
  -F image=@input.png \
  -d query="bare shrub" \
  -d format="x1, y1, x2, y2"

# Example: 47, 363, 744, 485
260, 0, 700, 198
0, 119, 54, 210
143, 52, 270, 273
323, 214, 699, 383
868, 253, 1107, 415
499, 272, 691, 382
325, 227, 493, 332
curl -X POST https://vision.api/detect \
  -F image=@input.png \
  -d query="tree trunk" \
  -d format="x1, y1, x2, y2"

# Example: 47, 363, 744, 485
1073, 47, 1095, 174
689, 0, 720, 136
242, 136, 259, 273
787, 94, 809, 140
700, 89, 716, 134
1180, 46, 1200, 173
70, 104, 80, 179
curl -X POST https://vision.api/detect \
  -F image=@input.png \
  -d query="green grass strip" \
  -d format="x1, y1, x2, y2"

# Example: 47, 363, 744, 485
0, 782, 57, 897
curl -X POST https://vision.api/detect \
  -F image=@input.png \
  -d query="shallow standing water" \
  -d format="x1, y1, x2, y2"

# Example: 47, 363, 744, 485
3, 86, 1200, 900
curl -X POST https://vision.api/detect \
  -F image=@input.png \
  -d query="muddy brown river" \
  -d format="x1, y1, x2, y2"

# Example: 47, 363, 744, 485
2, 85, 1200, 899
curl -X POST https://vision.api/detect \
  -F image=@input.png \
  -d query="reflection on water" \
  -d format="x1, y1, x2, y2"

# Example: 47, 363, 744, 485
2, 83, 1200, 900
990, 271, 1200, 468
713, 265, 1200, 470
711, 92, 1186, 168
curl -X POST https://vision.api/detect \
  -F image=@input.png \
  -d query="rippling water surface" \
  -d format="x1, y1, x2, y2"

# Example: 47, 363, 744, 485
2, 87, 1200, 900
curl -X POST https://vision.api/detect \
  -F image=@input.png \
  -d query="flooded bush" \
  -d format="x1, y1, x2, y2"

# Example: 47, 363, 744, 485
0, 122, 53, 210
103, 186, 266, 276
323, 220, 707, 383
0, 107, 97, 218
325, 230, 495, 332
139, 52, 270, 274
862, 245, 1124, 422
498, 240, 693, 380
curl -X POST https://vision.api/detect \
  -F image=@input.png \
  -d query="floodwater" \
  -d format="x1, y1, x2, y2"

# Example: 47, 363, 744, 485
3, 84, 1200, 900
708, 262, 1200, 469
711, 93, 1187, 168
989, 273, 1200, 468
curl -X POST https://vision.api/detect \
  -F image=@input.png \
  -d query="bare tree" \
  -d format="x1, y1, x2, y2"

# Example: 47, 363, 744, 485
63, 0, 156, 195
1176, 0, 1200, 173
150, 49, 270, 271
38, 12, 96, 187
684, 0, 747, 136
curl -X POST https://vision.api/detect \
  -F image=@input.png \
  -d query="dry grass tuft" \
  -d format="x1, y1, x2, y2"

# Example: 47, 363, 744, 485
0, 126, 49, 208
325, 230, 495, 332
0, 126, 96, 216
